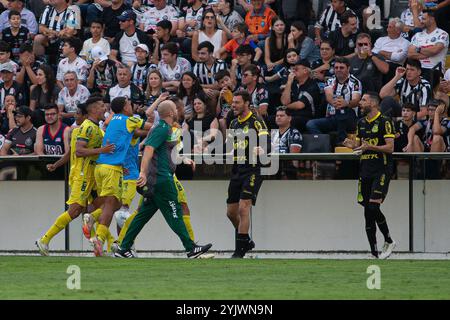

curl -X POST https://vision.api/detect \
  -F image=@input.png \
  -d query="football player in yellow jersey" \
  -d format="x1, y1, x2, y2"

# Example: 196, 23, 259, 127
36, 96, 115, 256
113, 96, 208, 254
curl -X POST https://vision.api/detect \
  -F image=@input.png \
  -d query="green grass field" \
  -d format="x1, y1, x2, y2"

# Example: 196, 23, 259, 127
1, 256, 450, 299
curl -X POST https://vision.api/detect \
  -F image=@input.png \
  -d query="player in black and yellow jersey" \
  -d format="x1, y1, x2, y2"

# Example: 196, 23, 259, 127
343, 92, 397, 259
226, 90, 270, 258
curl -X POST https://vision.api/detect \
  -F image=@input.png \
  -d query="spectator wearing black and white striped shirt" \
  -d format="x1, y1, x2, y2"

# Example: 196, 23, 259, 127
380, 58, 432, 120
33, 0, 77, 58
314, 0, 359, 45
192, 41, 226, 97
306, 57, 362, 144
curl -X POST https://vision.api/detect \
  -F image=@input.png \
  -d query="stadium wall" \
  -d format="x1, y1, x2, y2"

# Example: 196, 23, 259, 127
1, 180, 449, 252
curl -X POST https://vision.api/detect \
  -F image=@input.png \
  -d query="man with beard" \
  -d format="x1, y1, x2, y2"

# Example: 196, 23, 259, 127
343, 92, 396, 259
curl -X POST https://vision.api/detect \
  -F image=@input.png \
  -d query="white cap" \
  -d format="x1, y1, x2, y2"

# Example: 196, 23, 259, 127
91, 46, 108, 62
0, 62, 14, 73
135, 44, 149, 54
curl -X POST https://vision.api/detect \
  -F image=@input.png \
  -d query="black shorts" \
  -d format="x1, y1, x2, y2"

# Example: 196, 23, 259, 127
227, 171, 263, 206
358, 173, 391, 206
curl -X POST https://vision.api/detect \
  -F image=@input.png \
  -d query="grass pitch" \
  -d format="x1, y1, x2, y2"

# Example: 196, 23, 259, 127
1, 256, 450, 299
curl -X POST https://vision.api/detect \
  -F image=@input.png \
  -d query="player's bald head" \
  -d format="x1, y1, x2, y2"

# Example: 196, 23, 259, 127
157, 100, 176, 118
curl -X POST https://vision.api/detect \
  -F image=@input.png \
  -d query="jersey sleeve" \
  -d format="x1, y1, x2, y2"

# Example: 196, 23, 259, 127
77, 122, 93, 142
126, 116, 145, 133
145, 124, 168, 149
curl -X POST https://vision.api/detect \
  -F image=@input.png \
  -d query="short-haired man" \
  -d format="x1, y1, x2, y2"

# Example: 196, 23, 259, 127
328, 10, 359, 58
104, 65, 145, 111
110, 10, 153, 67
372, 18, 411, 82
152, 20, 179, 63
408, 10, 449, 82
35, 104, 69, 156
238, 64, 268, 118
315, 0, 359, 44
405, 99, 449, 152
349, 33, 389, 93
394, 103, 416, 152
343, 92, 396, 259
158, 42, 192, 93
272, 106, 302, 179
281, 59, 321, 133
230, 44, 255, 89
56, 37, 89, 89
193, 41, 227, 94
0, 105, 36, 156
244, 0, 276, 44
380, 58, 432, 119
57, 71, 90, 125
226, 89, 270, 258
35, 96, 114, 256
91, 96, 151, 256
306, 57, 361, 144
114, 99, 213, 258
33, 0, 77, 57
140, 0, 179, 35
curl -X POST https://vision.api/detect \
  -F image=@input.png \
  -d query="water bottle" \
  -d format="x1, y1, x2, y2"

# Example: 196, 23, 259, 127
365, 0, 382, 30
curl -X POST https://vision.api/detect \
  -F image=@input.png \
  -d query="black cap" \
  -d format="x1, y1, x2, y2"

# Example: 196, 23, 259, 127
13, 106, 32, 117
117, 10, 137, 22
428, 99, 441, 107
295, 58, 311, 69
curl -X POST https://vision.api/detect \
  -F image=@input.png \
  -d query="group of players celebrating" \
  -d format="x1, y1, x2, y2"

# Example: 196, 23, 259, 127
35, 88, 399, 260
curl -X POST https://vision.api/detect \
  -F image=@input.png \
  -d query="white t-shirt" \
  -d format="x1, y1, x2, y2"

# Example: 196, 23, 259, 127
411, 27, 449, 70
119, 32, 140, 65
158, 57, 192, 81
80, 38, 111, 65
198, 30, 223, 56
142, 5, 179, 32
107, 84, 132, 102
372, 35, 410, 65
57, 84, 90, 113
56, 57, 89, 83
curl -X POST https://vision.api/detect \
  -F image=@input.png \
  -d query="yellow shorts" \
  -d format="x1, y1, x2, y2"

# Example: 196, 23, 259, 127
67, 176, 96, 207
173, 175, 187, 204
122, 180, 137, 206
94, 164, 123, 200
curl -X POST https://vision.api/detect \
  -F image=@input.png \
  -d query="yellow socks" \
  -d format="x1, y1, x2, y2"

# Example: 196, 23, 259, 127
91, 208, 102, 221
183, 215, 195, 242
41, 211, 72, 245
96, 224, 109, 243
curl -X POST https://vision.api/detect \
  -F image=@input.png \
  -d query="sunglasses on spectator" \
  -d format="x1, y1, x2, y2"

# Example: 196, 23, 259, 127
204, 15, 216, 20
357, 43, 370, 47
243, 73, 253, 77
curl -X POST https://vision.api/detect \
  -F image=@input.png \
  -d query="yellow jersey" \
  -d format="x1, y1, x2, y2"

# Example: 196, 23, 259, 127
72, 119, 104, 179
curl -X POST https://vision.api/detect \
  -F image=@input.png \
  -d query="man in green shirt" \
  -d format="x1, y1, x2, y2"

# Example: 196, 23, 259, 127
114, 100, 213, 258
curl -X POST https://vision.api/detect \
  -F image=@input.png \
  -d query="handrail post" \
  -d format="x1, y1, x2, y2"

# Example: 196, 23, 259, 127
409, 155, 414, 252
64, 162, 70, 251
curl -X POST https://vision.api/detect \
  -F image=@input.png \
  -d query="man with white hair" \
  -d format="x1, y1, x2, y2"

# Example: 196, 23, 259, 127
373, 18, 411, 82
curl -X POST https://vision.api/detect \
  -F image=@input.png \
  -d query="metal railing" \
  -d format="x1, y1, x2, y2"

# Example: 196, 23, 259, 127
2, 152, 450, 252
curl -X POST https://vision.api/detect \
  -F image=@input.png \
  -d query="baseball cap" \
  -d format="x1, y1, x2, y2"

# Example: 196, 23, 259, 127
13, 106, 32, 117
294, 59, 311, 69
117, 10, 137, 22
135, 44, 149, 53
91, 46, 108, 62
0, 62, 14, 73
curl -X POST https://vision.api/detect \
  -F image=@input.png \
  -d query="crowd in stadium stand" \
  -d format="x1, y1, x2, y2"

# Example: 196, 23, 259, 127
0, 0, 450, 158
